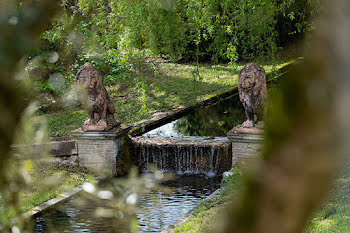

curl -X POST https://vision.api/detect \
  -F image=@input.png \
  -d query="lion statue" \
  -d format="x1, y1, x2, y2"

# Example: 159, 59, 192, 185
238, 63, 267, 128
75, 63, 121, 131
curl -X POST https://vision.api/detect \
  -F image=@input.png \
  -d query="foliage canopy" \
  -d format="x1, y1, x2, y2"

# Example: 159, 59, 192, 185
44, 0, 320, 64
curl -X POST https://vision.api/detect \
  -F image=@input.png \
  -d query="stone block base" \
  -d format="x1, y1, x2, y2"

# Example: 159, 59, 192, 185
72, 130, 124, 175
227, 131, 264, 165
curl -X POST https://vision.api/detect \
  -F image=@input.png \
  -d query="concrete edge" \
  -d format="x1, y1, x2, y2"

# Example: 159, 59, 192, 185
0, 187, 82, 232
22, 186, 82, 220
132, 136, 231, 146
160, 188, 222, 233
0, 188, 82, 231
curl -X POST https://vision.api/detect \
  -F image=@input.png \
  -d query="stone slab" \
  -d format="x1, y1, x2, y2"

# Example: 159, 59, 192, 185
51, 141, 77, 156
72, 125, 131, 140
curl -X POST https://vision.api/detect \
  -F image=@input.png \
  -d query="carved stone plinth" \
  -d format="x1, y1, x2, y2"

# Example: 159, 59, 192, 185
72, 129, 128, 175
227, 128, 264, 165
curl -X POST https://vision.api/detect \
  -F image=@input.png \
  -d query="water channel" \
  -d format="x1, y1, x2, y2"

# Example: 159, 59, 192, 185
144, 94, 246, 137
32, 175, 221, 233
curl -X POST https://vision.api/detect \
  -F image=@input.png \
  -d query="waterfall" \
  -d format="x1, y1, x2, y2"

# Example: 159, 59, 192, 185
131, 136, 232, 176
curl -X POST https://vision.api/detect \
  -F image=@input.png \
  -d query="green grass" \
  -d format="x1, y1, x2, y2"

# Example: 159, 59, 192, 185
47, 110, 86, 137
304, 161, 350, 233
0, 165, 96, 222
173, 162, 350, 233
45, 58, 295, 137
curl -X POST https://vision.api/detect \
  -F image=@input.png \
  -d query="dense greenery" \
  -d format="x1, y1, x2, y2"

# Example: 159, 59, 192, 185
45, 0, 320, 62
31, 0, 320, 91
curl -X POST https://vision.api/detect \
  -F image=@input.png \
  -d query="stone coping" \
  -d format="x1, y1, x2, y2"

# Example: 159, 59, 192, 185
22, 187, 82, 220
132, 136, 231, 147
71, 125, 132, 140
227, 132, 264, 143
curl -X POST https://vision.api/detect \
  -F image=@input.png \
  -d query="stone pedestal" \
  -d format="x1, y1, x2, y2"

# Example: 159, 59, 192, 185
227, 130, 264, 165
72, 129, 127, 175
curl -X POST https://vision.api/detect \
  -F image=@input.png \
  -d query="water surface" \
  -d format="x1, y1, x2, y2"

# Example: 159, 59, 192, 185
144, 94, 245, 137
33, 175, 221, 233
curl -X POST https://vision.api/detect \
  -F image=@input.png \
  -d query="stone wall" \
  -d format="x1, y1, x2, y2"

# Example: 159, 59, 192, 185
12, 141, 78, 166
12, 141, 77, 157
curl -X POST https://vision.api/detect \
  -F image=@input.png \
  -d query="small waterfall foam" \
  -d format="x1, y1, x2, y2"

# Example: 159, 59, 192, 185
132, 136, 232, 176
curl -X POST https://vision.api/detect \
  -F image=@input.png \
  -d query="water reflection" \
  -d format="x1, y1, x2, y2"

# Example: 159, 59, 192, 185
144, 94, 246, 137
144, 80, 281, 137
32, 175, 221, 233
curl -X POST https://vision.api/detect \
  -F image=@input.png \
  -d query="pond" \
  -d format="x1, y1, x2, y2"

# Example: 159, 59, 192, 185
32, 175, 221, 233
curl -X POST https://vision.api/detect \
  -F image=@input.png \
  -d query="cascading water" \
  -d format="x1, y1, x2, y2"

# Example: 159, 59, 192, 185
131, 136, 232, 176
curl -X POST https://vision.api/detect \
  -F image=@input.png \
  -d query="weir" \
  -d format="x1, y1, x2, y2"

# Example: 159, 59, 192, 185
131, 136, 232, 175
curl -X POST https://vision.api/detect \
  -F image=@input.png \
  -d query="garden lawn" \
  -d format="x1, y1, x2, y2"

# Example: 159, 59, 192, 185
46, 58, 296, 138
0, 165, 96, 222
172, 161, 350, 233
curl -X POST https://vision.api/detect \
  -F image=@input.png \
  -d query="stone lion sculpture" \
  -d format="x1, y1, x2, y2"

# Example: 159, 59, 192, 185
75, 63, 120, 131
238, 63, 267, 128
